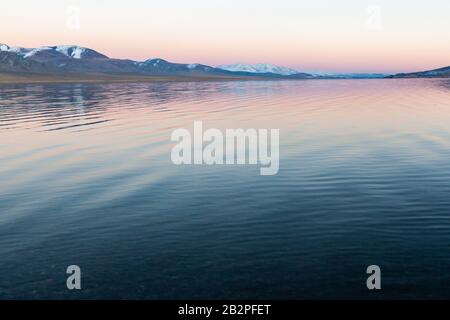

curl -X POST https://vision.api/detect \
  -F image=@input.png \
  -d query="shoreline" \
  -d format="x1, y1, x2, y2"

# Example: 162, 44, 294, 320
0, 73, 269, 84
0, 73, 446, 84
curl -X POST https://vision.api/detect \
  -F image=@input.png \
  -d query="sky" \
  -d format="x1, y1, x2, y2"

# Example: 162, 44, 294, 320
1, 0, 449, 73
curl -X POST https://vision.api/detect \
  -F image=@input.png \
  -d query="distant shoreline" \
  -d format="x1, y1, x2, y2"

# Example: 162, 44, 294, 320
1, 73, 448, 85
0, 72, 270, 84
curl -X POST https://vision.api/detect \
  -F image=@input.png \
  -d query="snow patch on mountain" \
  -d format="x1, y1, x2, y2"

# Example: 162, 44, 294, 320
23, 47, 53, 58
0, 44, 10, 51
0, 44, 107, 60
0, 44, 32, 55
139, 58, 169, 67
217, 63, 299, 75
55, 46, 87, 59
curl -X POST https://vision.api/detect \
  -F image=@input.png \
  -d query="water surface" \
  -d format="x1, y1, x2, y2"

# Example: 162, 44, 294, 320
1, 79, 450, 299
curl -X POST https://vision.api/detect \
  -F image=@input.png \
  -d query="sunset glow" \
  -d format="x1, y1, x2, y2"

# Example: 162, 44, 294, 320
1, 0, 450, 73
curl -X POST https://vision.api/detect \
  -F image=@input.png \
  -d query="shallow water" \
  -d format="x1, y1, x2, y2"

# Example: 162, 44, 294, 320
1, 79, 450, 299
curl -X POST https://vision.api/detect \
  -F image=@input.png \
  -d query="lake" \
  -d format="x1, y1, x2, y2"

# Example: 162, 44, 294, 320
1, 79, 450, 299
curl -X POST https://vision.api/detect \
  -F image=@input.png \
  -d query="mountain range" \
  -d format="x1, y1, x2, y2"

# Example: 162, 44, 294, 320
0, 44, 315, 81
217, 63, 299, 76
388, 66, 450, 78
1, 43, 449, 82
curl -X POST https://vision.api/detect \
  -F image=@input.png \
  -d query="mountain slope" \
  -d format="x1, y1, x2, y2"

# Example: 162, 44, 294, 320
1, 44, 108, 60
390, 66, 450, 78
217, 63, 299, 76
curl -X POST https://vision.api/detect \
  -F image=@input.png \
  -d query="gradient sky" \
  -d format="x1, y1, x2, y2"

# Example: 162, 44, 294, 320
1, 0, 449, 73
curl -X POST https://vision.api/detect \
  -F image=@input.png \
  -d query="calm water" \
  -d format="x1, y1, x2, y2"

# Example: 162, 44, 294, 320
1, 79, 450, 299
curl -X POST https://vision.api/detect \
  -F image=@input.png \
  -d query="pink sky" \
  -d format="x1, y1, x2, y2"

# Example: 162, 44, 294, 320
2, 0, 450, 73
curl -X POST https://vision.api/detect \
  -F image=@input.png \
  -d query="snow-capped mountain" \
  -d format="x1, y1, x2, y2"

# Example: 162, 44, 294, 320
0, 43, 30, 55
0, 44, 108, 60
0, 44, 10, 51
217, 63, 299, 76
0, 42, 315, 79
0, 43, 235, 77
53, 45, 108, 59
137, 58, 216, 74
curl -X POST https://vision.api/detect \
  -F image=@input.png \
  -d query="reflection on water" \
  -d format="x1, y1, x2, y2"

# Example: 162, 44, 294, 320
1, 79, 450, 299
